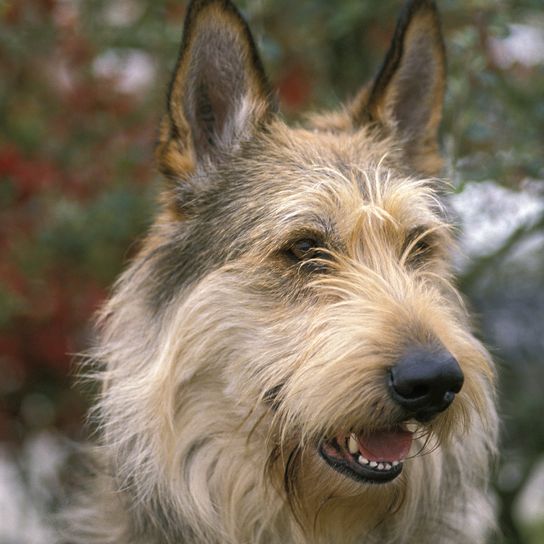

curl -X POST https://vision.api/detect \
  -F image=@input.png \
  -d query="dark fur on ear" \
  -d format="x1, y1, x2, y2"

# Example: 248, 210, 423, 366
352, 0, 446, 175
156, 0, 276, 182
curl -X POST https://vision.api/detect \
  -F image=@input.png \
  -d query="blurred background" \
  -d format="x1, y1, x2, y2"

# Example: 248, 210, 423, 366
0, 0, 543, 542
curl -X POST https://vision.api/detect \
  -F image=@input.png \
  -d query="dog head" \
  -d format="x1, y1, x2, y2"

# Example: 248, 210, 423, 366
96, 1, 497, 538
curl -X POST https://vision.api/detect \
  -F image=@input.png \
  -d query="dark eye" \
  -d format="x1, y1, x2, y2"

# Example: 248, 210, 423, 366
285, 237, 331, 270
404, 229, 434, 266
289, 238, 320, 261
412, 238, 431, 256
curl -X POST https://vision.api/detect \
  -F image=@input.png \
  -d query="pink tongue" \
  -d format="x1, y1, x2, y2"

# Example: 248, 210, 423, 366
357, 429, 413, 461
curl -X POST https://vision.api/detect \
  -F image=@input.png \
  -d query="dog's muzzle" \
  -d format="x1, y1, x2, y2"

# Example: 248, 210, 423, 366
319, 347, 463, 485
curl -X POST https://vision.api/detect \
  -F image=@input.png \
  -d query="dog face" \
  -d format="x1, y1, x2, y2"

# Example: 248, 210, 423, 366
149, 0, 494, 489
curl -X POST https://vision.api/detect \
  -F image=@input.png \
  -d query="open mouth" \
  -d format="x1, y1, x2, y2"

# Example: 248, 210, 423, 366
319, 427, 414, 484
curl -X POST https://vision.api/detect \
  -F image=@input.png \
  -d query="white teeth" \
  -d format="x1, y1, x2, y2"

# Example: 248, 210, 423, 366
348, 434, 359, 455
405, 422, 419, 433
367, 461, 398, 471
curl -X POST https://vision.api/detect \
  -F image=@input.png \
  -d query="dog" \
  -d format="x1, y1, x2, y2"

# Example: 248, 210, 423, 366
62, 0, 498, 542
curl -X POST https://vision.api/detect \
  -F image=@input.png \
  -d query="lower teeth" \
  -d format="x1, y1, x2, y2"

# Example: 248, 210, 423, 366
357, 457, 402, 471
345, 437, 404, 471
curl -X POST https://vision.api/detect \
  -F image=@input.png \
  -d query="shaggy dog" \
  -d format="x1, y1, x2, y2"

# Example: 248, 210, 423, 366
62, 1, 498, 542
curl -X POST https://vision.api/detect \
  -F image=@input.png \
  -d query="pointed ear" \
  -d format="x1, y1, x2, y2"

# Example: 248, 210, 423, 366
156, 0, 275, 180
352, 0, 446, 175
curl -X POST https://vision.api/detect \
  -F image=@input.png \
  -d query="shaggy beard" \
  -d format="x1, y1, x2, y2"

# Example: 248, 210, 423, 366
69, 262, 498, 544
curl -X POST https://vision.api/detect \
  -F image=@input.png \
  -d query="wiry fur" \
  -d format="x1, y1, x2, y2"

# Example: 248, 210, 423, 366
61, 1, 498, 543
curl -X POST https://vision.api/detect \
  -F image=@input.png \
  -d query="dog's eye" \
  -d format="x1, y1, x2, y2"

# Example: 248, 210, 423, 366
404, 228, 434, 266
290, 238, 319, 259
412, 239, 431, 256
287, 238, 328, 263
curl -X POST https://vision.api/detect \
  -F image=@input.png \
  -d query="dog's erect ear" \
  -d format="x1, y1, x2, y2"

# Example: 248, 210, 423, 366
352, 0, 446, 175
157, 0, 275, 180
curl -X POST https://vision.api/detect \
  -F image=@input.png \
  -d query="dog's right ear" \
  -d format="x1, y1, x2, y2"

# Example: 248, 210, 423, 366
157, 0, 275, 181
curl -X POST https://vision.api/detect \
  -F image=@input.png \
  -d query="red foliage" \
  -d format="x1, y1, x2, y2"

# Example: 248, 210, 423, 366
277, 63, 312, 110
0, 145, 58, 202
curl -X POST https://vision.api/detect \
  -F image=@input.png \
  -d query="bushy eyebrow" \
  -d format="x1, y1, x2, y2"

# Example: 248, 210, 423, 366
400, 223, 446, 261
406, 224, 433, 241
406, 223, 446, 241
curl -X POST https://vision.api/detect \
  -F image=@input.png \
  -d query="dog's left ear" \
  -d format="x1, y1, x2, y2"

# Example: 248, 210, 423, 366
352, 0, 446, 175
157, 0, 275, 181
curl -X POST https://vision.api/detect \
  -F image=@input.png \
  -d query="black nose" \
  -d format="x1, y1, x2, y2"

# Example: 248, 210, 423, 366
389, 347, 464, 420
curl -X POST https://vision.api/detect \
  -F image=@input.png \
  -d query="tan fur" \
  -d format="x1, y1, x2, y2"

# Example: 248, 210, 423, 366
61, 2, 498, 543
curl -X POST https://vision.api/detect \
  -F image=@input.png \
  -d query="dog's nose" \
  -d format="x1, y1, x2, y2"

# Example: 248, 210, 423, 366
388, 347, 464, 420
